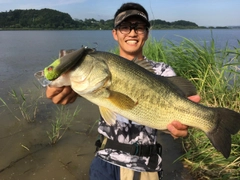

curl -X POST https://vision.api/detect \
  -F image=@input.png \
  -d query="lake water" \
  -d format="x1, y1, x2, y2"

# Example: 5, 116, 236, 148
0, 29, 239, 96
151, 29, 240, 49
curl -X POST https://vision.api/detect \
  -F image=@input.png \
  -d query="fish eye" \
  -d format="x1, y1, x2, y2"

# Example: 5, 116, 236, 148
47, 66, 54, 71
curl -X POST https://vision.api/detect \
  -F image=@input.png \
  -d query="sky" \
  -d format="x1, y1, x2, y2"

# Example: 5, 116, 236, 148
0, 0, 239, 27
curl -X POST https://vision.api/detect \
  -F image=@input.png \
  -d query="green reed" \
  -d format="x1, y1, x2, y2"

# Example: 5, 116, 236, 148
143, 36, 240, 179
0, 87, 43, 122
47, 105, 81, 145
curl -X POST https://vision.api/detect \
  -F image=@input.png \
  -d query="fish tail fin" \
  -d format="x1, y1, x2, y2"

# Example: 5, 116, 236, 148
207, 107, 240, 158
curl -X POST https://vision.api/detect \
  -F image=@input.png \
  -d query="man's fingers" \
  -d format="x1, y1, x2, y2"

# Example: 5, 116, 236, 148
188, 95, 201, 103
46, 86, 64, 99
167, 124, 188, 138
171, 121, 188, 130
57, 89, 78, 104
46, 86, 78, 104
167, 121, 188, 138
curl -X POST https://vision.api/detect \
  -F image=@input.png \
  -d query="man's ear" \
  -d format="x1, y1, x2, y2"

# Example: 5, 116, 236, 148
112, 29, 118, 41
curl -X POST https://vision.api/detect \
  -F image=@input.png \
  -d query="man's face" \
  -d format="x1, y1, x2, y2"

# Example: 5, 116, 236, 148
112, 16, 149, 59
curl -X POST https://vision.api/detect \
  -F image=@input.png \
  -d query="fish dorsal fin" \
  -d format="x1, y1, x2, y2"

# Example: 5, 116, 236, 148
132, 57, 155, 73
166, 76, 197, 97
99, 106, 117, 125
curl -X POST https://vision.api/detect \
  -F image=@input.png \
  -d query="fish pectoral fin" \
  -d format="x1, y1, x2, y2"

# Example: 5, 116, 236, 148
99, 106, 117, 125
109, 91, 137, 110
166, 76, 197, 97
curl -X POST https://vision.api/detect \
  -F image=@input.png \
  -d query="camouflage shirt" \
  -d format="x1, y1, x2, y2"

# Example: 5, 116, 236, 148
96, 57, 176, 172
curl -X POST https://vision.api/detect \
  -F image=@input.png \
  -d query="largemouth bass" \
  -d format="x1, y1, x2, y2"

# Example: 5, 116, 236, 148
43, 47, 240, 158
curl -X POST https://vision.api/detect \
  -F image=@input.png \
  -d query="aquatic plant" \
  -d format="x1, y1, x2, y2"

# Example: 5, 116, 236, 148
143, 36, 240, 179
47, 105, 81, 145
0, 87, 43, 122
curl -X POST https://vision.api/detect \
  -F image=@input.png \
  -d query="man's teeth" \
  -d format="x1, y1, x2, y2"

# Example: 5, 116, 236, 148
127, 41, 137, 44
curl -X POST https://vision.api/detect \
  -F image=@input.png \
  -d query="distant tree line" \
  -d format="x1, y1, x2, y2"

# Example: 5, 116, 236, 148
0, 9, 229, 30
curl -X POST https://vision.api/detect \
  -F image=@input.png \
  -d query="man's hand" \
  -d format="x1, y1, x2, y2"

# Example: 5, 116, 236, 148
46, 86, 78, 104
167, 95, 201, 138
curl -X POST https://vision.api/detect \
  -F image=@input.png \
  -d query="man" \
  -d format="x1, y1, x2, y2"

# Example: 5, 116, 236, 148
46, 2, 200, 180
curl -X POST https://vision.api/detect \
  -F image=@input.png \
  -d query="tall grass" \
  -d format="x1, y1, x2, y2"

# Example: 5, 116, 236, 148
0, 87, 43, 122
143, 37, 240, 179
47, 105, 81, 145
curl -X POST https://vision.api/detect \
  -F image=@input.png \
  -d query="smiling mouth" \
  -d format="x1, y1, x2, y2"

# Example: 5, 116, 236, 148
126, 40, 138, 44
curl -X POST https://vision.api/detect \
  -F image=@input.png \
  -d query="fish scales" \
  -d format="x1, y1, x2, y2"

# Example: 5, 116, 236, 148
44, 47, 240, 158
88, 52, 216, 131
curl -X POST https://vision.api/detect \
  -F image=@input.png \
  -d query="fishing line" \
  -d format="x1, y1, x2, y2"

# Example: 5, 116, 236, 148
148, 0, 155, 29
